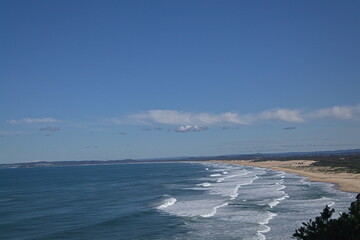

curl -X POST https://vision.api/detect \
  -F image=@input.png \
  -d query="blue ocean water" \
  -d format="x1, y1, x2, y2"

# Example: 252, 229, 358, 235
0, 162, 356, 240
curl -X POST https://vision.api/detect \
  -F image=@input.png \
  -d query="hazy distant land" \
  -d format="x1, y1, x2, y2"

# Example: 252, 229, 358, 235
2, 149, 360, 193
1, 149, 360, 170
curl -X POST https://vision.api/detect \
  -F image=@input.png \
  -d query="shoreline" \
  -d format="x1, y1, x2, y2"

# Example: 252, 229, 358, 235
209, 160, 360, 193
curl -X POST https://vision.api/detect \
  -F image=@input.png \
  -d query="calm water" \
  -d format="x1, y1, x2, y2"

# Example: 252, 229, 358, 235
0, 162, 356, 240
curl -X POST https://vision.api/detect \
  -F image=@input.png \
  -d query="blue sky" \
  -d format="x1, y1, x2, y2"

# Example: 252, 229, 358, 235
1, 0, 360, 163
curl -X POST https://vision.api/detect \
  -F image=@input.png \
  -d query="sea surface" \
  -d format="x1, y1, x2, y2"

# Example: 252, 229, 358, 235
0, 162, 356, 240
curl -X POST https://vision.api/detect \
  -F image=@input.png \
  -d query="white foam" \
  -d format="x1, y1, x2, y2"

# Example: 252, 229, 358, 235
259, 211, 277, 225
222, 171, 229, 174
258, 225, 271, 233
206, 168, 262, 198
209, 175, 259, 197
197, 182, 211, 187
191, 162, 357, 240
200, 202, 228, 218
157, 197, 177, 209
230, 184, 241, 200
316, 197, 336, 208
256, 232, 266, 240
255, 211, 277, 240
211, 173, 222, 177
276, 185, 286, 191
216, 178, 225, 183
224, 171, 250, 179
268, 194, 289, 208
300, 177, 311, 186
158, 199, 228, 218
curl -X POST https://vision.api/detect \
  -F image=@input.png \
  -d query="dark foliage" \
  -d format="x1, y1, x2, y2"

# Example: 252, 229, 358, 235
311, 155, 360, 173
293, 194, 360, 240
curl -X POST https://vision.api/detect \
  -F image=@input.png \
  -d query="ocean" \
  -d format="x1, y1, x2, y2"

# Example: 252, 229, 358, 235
0, 162, 356, 240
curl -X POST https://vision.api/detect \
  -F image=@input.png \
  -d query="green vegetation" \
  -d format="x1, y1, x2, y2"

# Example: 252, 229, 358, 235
253, 153, 360, 173
293, 194, 360, 240
311, 155, 360, 174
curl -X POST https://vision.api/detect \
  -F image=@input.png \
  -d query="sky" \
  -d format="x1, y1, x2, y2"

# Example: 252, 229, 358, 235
1, 0, 360, 163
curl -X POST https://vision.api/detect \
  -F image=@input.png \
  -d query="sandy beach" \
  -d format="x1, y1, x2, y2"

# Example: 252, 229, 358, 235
210, 160, 360, 193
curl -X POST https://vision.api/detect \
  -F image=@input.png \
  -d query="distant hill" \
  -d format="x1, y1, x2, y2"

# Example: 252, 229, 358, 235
0, 159, 138, 169
1, 149, 360, 170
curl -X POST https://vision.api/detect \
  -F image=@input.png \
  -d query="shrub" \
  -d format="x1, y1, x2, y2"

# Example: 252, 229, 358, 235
293, 194, 360, 240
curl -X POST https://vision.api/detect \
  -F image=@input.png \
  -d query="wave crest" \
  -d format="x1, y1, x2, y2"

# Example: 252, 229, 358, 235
157, 197, 177, 210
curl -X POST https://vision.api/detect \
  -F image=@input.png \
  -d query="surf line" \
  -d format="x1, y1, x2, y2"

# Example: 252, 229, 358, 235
200, 202, 228, 218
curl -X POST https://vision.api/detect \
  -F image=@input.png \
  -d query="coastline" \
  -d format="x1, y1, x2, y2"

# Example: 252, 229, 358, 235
209, 160, 360, 193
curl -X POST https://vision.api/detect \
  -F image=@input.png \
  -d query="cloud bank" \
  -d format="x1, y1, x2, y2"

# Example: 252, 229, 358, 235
129, 110, 247, 125
8, 117, 60, 124
310, 105, 360, 120
9, 105, 358, 133
259, 109, 304, 123
120, 104, 360, 127
126, 109, 305, 126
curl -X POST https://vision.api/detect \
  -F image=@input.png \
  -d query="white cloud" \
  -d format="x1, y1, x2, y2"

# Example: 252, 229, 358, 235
259, 109, 305, 123
115, 104, 360, 127
128, 110, 248, 125
175, 125, 208, 132
8, 117, 60, 124
144, 110, 192, 125
310, 105, 360, 120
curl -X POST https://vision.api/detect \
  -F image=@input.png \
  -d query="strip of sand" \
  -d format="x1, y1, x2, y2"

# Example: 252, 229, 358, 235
210, 160, 360, 193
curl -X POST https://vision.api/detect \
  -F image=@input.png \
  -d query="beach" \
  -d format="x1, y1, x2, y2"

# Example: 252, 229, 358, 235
210, 160, 360, 193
